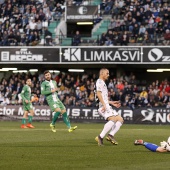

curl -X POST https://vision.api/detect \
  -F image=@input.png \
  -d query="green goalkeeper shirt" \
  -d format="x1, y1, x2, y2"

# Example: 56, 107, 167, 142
41, 80, 59, 103
20, 85, 31, 103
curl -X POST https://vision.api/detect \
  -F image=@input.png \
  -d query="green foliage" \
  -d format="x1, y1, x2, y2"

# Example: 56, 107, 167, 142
0, 122, 169, 170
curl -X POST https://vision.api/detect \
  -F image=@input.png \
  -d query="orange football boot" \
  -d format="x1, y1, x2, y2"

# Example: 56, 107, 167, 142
26, 123, 35, 128
21, 125, 28, 129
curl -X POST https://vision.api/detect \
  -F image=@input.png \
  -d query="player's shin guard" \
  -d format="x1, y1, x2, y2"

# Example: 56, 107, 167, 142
144, 142, 159, 152
62, 112, 71, 128
52, 112, 61, 125
100, 120, 115, 138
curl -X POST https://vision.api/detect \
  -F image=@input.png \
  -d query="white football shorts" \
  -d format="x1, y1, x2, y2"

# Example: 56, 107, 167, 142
98, 104, 119, 120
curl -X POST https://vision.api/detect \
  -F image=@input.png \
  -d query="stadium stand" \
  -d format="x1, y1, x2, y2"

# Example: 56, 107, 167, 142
1, 0, 169, 46
0, 0, 65, 46
0, 71, 169, 109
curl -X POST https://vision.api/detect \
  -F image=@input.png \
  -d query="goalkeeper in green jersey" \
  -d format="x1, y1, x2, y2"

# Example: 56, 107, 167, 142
20, 78, 35, 129
41, 70, 77, 133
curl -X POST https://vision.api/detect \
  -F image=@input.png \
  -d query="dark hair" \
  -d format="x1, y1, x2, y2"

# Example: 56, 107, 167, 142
26, 78, 31, 81
44, 70, 50, 75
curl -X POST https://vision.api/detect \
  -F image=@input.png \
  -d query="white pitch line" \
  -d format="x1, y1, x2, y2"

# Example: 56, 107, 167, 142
0, 128, 145, 131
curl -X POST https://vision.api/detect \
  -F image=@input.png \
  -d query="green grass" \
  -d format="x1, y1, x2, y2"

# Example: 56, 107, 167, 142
0, 122, 170, 170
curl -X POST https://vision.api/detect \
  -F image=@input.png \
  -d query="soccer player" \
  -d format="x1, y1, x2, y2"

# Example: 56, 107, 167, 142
95, 68, 123, 146
134, 137, 170, 152
20, 78, 35, 128
41, 70, 77, 133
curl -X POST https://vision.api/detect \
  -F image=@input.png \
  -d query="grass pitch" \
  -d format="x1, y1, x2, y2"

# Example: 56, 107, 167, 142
0, 121, 170, 170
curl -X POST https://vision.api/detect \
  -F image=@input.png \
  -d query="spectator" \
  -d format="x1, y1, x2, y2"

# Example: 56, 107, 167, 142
44, 27, 53, 45
147, 24, 155, 40
1, 97, 10, 106
163, 29, 170, 45
31, 93, 39, 105
72, 30, 82, 46
104, 0, 114, 14
120, 32, 129, 45
93, 13, 103, 25
52, 3, 63, 20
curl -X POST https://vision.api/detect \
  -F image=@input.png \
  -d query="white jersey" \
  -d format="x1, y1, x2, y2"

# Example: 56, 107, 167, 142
96, 78, 118, 120
96, 78, 109, 107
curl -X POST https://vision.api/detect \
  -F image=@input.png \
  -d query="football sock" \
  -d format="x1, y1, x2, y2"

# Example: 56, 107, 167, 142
28, 115, 33, 123
22, 118, 26, 125
100, 120, 115, 138
109, 121, 122, 136
62, 112, 71, 128
52, 112, 61, 125
144, 142, 159, 152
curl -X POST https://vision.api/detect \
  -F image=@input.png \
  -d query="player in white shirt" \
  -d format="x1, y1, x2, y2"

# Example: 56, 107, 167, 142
95, 68, 123, 146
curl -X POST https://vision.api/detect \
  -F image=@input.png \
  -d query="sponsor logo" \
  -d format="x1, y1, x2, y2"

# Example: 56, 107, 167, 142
155, 108, 170, 123
63, 48, 81, 61
1, 48, 43, 61
148, 48, 170, 62
140, 108, 170, 123
77, 6, 88, 15
62, 48, 141, 62
141, 109, 154, 122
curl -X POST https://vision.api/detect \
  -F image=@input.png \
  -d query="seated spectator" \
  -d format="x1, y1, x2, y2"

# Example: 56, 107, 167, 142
39, 95, 45, 105
99, 32, 107, 45
100, 0, 107, 11
15, 32, 21, 46
32, 31, 40, 46
108, 18, 116, 31
155, 18, 164, 37
139, 25, 146, 36
147, 24, 155, 40
166, 102, 170, 109
26, 31, 35, 46
104, 0, 114, 14
142, 31, 150, 45
31, 94, 39, 105
163, 29, 170, 46
132, 24, 139, 42
11, 91, 18, 105
52, 3, 63, 20
1, 97, 10, 106
140, 87, 148, 99
44, 27, 53, 45
36, 19, 43, 35
72, 30, 82, 46
120, 32, 129, 46
7, 31, 16, 45
29, 19, 37, 30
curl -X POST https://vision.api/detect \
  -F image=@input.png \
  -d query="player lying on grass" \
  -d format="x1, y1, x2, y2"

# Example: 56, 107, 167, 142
134, 137, 170, 152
